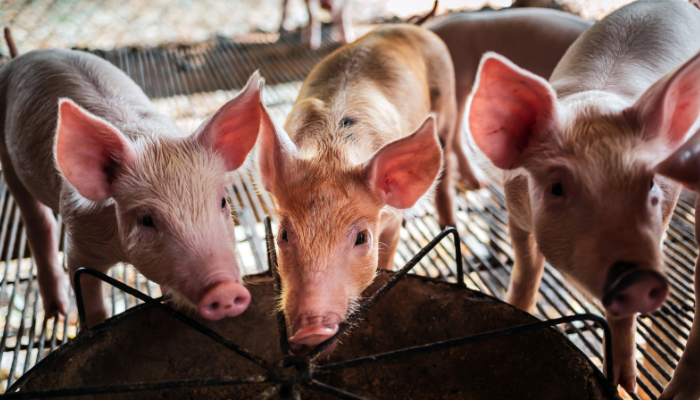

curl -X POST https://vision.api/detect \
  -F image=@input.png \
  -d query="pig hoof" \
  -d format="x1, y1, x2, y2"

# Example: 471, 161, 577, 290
613, 361, 637, 394
38, 279, 69, 317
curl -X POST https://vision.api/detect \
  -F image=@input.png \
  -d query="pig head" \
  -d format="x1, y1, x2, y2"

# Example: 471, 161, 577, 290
257, 106, 442, 356
468, 49, 700, 315
54, 71, 265, 324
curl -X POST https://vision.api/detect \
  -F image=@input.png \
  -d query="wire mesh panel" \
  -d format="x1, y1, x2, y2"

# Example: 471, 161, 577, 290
0, 15, 695, 400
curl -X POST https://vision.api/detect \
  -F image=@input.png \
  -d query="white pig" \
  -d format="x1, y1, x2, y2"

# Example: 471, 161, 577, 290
0, 49, 264, 327
468, 0, 700, 394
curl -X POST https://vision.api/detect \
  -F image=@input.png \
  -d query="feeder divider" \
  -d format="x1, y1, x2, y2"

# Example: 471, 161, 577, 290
73, 267, 269, 369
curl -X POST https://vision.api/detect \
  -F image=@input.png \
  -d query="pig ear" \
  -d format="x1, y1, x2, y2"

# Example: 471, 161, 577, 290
257, 99, 299, 193
197, 71, 263, 171
362, 115, 442, 209
626, 51, 700, 146
655, 128, 700, 190
56, 99, 136, 201
468, 53, 559, 170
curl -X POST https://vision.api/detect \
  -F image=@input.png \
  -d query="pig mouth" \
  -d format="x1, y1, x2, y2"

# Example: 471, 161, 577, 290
288, 338, 338, 358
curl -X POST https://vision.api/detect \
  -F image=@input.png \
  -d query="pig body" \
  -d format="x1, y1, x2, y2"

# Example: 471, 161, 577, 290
255, 24, 447, 356
429, 8, 593, 187
468, 0, 700, 393
0, 49, 262, 326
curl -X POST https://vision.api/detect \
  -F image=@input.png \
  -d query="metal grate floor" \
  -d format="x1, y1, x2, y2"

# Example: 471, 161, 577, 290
0, 25, 695, 400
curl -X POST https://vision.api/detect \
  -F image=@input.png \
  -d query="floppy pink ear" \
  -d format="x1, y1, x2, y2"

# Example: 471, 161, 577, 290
655, 128, 700, 191
626, 51, 700, 147
56, 99, 136, 201
197, 71, 263, 171
362, 115, 442, 209
468, 52, 559, 170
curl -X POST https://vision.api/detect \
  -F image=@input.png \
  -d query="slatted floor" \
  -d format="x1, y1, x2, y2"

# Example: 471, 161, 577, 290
0, 24, 695, 400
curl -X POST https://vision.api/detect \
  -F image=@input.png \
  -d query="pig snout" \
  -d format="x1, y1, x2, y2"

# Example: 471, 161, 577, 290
602, 262, 668, 317
288, 314, 341, 357
197, 280, 251, 320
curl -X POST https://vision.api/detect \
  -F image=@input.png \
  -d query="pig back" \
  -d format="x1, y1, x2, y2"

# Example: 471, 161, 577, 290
431, 9, 593, 88
0, 49, 176, 212
287, 24, 454, 156
551, 0, 700, 101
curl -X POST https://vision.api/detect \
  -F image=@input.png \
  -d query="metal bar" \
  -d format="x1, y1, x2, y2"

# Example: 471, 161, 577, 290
7, 253, 34, 386
2, 375, 269, 399
73, 267, 269, 369
307, 380, 371, 400
318, 314, 614, 384
22, 270, 40, 374
265, 216, 289, 355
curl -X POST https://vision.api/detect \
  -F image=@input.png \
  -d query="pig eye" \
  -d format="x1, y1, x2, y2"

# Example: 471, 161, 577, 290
355, 231, 367, 246
221, 197, 227, 209
281, 229, 288, 242
650, 179, 654, 191
551, 182, 564, 197
140, 214, 155, 227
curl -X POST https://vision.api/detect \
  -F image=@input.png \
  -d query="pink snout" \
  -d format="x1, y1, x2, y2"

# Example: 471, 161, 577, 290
288, 325, 339, 357
197, 281, 251, 321
603, 268, 668, 317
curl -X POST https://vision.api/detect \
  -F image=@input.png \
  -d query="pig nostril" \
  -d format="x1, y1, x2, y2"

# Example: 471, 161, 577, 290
210, 302, 220, 310
649, 287, 663, 300
234, 296, 246, 305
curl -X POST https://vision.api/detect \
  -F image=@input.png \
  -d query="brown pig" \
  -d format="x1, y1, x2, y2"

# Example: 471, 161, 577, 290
468, 0, 700, 393
428, 8, 593, 188
255, 24, 450, 356
0, 49, 265, 327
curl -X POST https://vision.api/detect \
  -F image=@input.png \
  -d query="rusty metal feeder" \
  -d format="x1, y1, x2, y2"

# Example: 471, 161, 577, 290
3, 219, 620, 399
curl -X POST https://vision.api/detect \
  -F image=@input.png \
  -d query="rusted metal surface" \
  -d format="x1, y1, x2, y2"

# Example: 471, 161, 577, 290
8, 268, 619, 399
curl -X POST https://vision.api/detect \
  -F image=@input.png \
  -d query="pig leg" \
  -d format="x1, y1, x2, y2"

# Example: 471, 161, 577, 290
67, 251, 112, 328
505, 219, 545, 313
279, 0, 290, 32
377, 214, 401, 271
304, 0, 322, 50
0, 151, 68, 316
452, 86, 484, 190
503, 178, 544, 312
658, 196, 700, 400
605, 313, 638, 393
435, 139, 456, 228
331, 1, 355, 45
